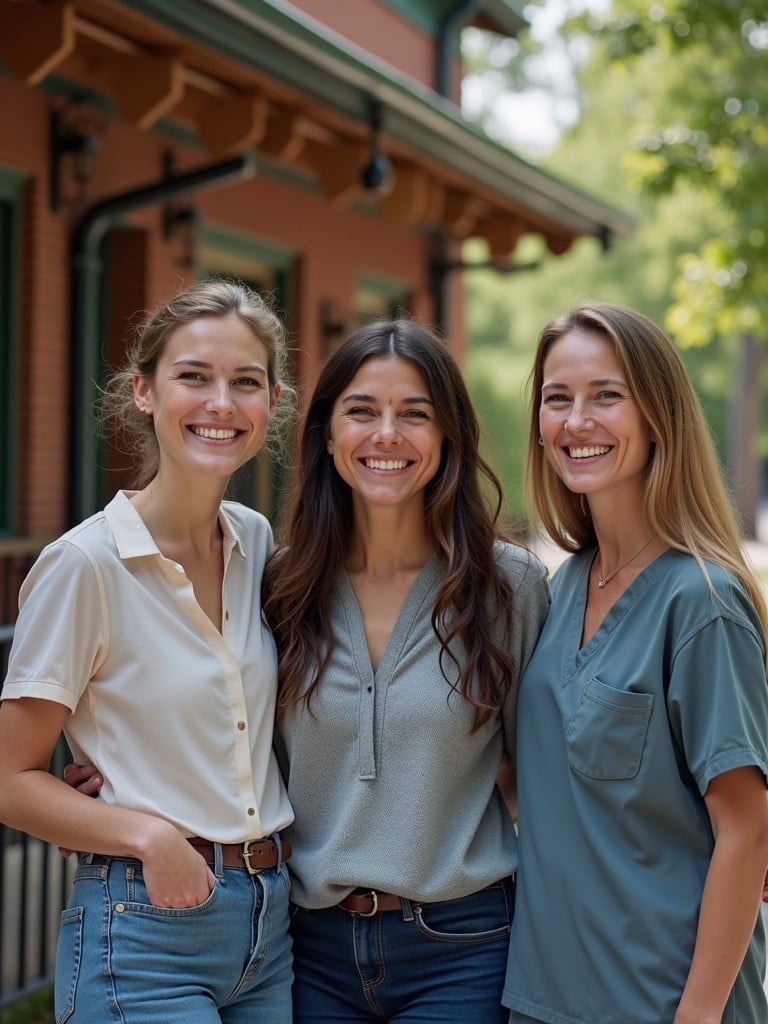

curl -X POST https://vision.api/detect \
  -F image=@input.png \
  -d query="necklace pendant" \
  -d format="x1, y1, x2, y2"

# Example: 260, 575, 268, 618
598, 578, 607, 588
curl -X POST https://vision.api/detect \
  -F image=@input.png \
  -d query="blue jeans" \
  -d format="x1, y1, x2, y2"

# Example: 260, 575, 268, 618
54, 845, 292, 1024
291, 879, 514, 1023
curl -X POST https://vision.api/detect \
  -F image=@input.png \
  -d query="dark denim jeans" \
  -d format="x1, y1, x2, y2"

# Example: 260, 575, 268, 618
291, 878, 514, 1023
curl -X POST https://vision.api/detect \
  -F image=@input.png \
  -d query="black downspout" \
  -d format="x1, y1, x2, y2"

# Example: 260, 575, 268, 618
69, 153, 257, 525
435, 0, 485, 98
431, 231, 452, 338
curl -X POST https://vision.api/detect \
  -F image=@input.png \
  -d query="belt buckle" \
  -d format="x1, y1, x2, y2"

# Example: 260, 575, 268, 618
241, 839, 262, 875
358, 890, 378, 917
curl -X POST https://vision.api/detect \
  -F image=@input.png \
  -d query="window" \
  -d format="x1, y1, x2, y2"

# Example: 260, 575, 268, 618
198, 225, 296, 522
354, 273, 411, 325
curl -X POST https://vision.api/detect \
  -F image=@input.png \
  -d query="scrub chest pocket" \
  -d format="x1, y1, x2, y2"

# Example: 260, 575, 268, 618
567, 676, 655, 780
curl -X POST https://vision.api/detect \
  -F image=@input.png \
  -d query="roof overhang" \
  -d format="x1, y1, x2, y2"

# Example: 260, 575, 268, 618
469, 0, 528, 37
1, 0, 631, 253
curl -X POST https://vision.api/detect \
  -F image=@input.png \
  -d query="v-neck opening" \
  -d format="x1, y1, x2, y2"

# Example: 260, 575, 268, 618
573, 548, 675, 659
340, 555, 441, 682
337, 555, 441, 781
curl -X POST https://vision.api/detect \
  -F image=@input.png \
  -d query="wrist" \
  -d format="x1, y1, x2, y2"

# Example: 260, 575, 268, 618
129, 815, 178, 861
674, 1003, 723, 1024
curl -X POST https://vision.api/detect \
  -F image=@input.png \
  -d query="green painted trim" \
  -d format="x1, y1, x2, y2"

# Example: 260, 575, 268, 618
355, 270, 411, 322
200, 223, 296, 270
381, 0, 527, 36
356, 272, 409, 303
379, 0, 440, 34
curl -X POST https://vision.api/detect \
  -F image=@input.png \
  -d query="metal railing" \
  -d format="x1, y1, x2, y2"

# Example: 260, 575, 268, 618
0, 539, 75, 1012
0, 742, 75, 1011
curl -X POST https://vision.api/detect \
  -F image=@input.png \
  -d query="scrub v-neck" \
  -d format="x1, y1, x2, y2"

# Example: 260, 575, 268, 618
571, 548, 673, 664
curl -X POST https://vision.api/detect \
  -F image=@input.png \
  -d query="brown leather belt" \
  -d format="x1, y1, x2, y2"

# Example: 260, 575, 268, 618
338, 889, 405, 916
187, 836, 291, 875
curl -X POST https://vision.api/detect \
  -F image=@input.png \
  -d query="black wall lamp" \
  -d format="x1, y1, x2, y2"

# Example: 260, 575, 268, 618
163, 202, 200, 269
320, 300, 350, 357
161, 152, 200, 268
49, 100, 101, 212
360, 98, 394, 195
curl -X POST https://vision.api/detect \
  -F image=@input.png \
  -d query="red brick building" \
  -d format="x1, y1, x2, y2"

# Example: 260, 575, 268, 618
0, 0, 628, 548
0, 4, 630, 1003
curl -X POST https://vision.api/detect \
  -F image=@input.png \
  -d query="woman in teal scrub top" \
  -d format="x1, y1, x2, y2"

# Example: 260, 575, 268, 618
503, 303, 768, 1024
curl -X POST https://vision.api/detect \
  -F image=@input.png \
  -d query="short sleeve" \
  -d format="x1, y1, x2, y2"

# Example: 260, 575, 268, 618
2, 540, 109, 711
666, 611, 768, 794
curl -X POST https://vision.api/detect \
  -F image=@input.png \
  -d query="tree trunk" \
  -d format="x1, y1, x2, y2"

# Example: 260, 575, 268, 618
726, 332, 764, 538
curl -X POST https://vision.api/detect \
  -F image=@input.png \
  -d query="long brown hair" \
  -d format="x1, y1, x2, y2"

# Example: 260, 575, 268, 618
525, 302, 768, 641
265, 319, 521, 730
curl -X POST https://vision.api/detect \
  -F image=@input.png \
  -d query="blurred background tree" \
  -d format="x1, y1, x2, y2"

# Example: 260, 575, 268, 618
461, 1, 767, 535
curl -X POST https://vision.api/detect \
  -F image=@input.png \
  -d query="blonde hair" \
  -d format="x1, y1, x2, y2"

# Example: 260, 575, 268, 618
525, 302, 768, 640
99, 278, 294, 487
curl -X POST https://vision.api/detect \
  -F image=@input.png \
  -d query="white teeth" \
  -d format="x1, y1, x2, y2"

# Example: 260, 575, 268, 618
364, 458, 408, 471
569, 445, 610, 459
192, 427, 238, 440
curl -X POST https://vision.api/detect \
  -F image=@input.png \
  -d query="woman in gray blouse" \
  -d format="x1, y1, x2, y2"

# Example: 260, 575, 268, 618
265, 319, 550, 1023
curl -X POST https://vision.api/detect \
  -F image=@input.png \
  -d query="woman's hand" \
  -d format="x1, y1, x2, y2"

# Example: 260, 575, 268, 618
137, 818, 216, 909
62, 762, 103, 797
61, 761, 214, 906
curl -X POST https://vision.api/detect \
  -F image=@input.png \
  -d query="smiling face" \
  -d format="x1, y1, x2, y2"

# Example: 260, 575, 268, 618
539, 328, 654, 506
326, 354, 444, 512
134, 313, 278, 485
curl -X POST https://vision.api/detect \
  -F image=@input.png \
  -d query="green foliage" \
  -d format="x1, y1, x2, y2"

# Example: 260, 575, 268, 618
467, 344, 531, 525
584, 1, 768, 341
460, 1, 598, 152
462, 9, 742, 517
0, 989, 54, 1024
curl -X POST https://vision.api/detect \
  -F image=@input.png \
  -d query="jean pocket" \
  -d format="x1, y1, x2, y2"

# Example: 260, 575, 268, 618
567, 676, 654, 780
55, 907, 83, 1023
413, 884, 511, 945
119, 872, 220, 918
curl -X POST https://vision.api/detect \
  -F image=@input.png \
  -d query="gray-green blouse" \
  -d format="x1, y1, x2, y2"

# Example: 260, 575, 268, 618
276, 543, 550, 909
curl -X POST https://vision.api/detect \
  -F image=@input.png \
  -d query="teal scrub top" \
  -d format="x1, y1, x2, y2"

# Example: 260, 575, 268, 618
504, 549, 768, 1024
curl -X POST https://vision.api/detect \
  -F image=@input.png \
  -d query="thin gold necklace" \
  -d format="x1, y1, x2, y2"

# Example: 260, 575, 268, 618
597, 536, 655, 589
